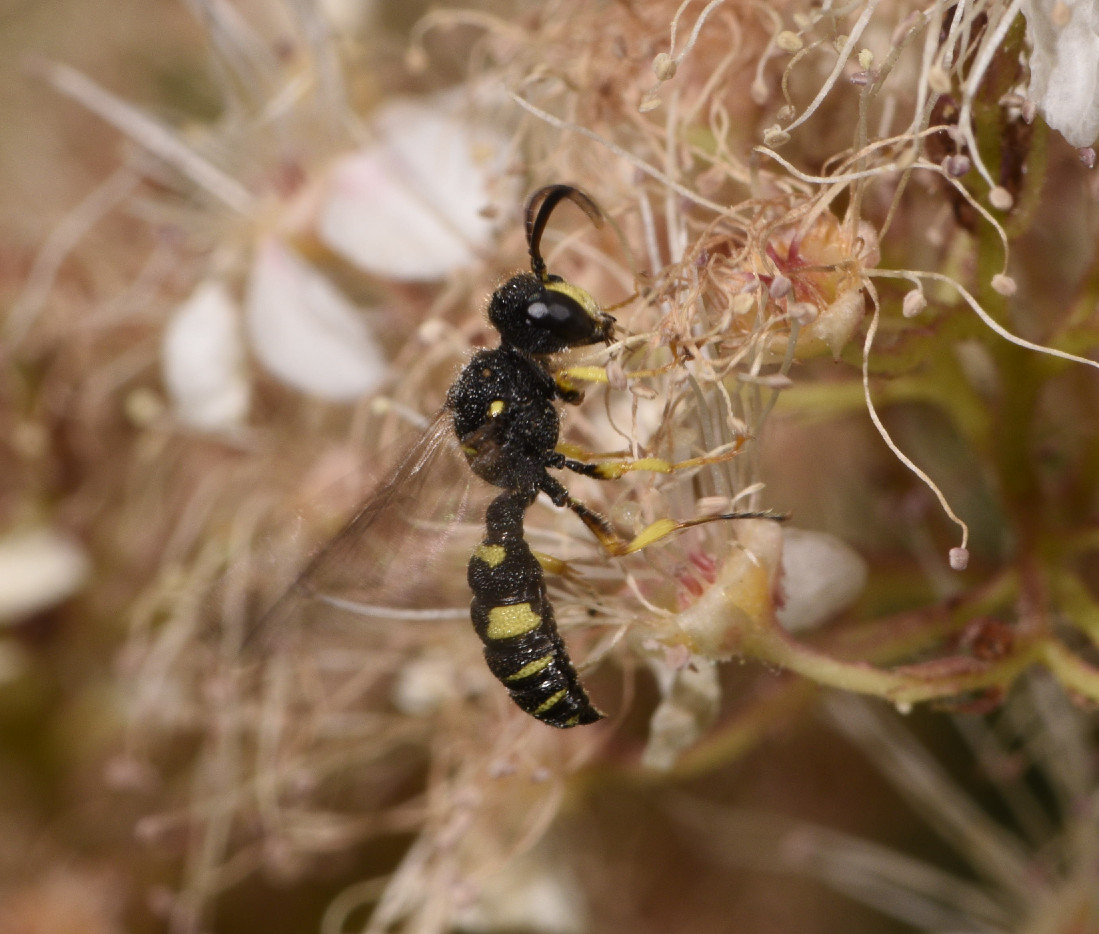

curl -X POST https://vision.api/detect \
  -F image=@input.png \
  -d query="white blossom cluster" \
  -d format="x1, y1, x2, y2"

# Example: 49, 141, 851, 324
1023, 0, 1099, 147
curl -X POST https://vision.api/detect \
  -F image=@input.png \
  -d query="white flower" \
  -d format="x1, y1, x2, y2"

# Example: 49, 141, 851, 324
452, 846, 586, 934
162, 280, 250, 431
245, 238, 387, 401
318, 96, 515, 281
0, 528, 90, 622
777, 528, 868, 633
1023, 0, 1099, 147
159, 89, 518, 418
642, 657, 721, 771
162, 241, 389, 421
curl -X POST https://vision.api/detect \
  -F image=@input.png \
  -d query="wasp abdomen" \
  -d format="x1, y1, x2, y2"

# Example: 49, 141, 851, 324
468, 493, 603, 728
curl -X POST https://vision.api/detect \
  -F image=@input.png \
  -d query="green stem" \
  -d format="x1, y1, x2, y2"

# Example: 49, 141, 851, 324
1039, 640, 1099, 700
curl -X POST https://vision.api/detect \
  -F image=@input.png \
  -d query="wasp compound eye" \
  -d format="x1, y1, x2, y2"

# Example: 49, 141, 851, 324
489, 274, 613, 354
525, 288, 608, 345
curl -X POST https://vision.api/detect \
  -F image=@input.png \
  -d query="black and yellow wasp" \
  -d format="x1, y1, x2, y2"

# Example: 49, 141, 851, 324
262, 185, 771, 728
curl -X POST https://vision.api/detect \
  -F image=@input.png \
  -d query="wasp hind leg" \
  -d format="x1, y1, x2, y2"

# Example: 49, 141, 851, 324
553, 436, 747, 481
539, 473, 782, 559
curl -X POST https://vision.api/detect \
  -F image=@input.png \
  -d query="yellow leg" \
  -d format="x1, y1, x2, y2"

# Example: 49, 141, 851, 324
531, 550, 572, 576
542, 434, 774, 561
565, 495, 782, 557
557, 436, 747, 480
556, 363, 674, 388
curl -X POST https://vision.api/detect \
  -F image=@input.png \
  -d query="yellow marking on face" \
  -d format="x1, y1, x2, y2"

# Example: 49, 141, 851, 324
486, 603, 541, 640
505, 654, 554, 681
473, 544, 507, 568
563, 715, 580, 727
545, 280, 602, 321
533, 688, 568, 715
488, 399, 506, 417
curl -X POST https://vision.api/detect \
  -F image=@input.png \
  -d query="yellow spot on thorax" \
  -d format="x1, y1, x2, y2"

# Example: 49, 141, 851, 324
488, 399, 506, 417
486, 603, 541, 639
474, 544, 507, 568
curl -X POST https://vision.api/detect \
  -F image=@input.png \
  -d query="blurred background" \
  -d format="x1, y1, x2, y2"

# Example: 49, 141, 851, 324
2, 0, 1098, 932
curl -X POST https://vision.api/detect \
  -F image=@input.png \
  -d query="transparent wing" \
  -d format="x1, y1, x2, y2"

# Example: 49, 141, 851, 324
251, 409, 490, 652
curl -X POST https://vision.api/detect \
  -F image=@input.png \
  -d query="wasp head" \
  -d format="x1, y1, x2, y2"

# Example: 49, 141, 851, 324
488, 185, 616, 354
489, 272, 615, 354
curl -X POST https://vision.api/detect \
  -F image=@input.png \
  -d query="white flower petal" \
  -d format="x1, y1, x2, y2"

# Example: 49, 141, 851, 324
318, 96, 513, 281
392, 652, 458, 716
453, 847, 586, 934
642, 658, 720, 771
1024, 0, 1099, 147
777, 527, 868, 632
803, 289, 867, 359
318, 0, 376, 33
162, 279, 250, 431
246, 238, 387, 400
0, 528, 91, 623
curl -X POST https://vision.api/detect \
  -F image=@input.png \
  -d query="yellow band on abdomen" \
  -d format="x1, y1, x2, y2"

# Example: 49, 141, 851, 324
505, 654, 554, 681
533, 689, 567, 715
485, 603, 542, 640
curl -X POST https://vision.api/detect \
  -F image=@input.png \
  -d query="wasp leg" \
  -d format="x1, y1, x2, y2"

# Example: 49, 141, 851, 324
592, 509, 784, 556
555, 363, 674, 388
554, 372, 587, 404
530, 550, 572, 576
555, 359, 681, 403
540, 473, 783, 558
550, 436, 746, 481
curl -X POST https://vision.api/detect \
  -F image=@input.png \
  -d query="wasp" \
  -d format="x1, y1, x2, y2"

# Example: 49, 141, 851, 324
263, 185, 772, 728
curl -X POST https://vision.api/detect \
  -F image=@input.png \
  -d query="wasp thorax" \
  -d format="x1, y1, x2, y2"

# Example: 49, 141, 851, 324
489, 272, 614, 354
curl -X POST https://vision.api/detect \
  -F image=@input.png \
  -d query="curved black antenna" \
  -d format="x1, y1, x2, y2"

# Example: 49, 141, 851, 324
525, 185, 604, 281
